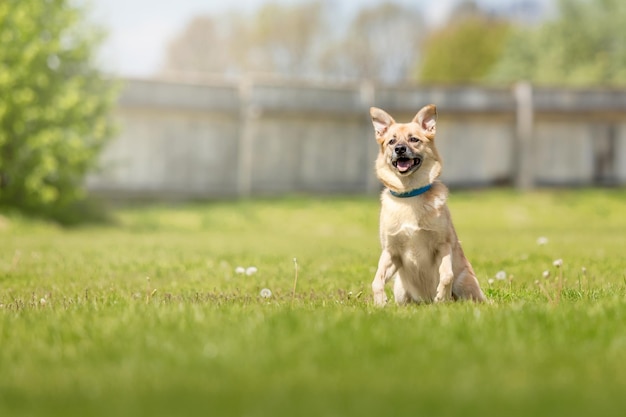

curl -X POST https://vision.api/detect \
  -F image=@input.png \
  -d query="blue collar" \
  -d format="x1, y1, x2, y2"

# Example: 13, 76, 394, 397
389, 183, 432, 198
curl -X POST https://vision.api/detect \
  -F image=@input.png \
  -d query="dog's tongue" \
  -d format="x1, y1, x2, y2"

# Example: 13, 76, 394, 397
396, 158, 414, 172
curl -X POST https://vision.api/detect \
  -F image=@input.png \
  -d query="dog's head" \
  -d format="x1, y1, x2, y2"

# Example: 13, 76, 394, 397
370, 105, 442, 192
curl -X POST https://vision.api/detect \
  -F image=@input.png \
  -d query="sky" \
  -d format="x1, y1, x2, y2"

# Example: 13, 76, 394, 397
84, 0, 549, 78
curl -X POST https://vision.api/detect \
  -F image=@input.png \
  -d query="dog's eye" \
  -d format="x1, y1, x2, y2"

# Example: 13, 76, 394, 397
409, 137, 420, 143
388, 139, 397, 146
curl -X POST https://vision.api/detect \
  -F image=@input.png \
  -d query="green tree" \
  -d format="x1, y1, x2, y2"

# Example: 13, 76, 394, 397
0, 0, 117, 222
490, 0, 626, 86
163, 12, 252, 77
247, 0, 327, 76
163, 1, 328, 78
164, 1, 425, 83
319, 3, 425, 83
418, 14, 510, 84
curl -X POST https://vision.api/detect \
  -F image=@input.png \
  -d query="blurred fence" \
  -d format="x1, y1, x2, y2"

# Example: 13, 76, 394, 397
86, 77, 626, 199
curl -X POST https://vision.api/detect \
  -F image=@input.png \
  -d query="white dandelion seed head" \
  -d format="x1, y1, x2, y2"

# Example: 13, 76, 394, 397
39, 298, 46, 305
488, 278, 495, 285
582, 266, 587, 274
542, 270, 550, 279
260, 288, 272, 298
553, 259, 563, 268
537, 236, 549, 246
246, 266, 258, 276
47, 54, 60, 71
495, 270, 507, 280
235, 266, 245, 274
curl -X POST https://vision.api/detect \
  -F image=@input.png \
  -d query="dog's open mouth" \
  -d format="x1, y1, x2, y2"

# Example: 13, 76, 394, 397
392, 156, 422, 174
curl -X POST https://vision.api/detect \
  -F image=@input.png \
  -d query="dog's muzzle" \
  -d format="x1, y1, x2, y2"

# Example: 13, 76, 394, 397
391, 146, 422, 174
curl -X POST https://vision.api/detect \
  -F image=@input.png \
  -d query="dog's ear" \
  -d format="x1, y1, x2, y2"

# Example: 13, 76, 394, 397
413, 104, 437, 138
370, 107, 395, 137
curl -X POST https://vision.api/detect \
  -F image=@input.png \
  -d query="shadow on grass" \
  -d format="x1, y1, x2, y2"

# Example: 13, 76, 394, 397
0, 195, 115, 227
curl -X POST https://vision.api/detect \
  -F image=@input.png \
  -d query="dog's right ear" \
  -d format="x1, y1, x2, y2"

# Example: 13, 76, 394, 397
370, 107, 395, 138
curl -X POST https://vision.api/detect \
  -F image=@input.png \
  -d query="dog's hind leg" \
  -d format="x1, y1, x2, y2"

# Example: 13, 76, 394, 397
435, 245, 454, 303
452, 269, 487, 302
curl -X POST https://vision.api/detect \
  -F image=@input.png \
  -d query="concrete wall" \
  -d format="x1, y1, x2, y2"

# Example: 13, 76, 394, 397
86, 78, 626, 199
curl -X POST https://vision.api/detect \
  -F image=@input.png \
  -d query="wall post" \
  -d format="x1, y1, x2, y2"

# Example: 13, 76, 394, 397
237, 77, 257, 198
514, 81, 534, 190
360, 80, 380, 194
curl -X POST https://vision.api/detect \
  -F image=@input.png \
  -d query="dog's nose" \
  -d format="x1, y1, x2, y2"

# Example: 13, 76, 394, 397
394, 145, 407, 155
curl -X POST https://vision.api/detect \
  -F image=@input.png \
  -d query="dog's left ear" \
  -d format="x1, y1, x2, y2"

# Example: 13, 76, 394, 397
413, 104, 437, 138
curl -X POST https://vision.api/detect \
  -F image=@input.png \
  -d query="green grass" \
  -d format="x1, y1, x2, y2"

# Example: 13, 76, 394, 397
1, 189, 626, 417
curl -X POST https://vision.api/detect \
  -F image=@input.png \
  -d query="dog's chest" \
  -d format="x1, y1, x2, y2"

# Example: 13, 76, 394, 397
380, 194, 441, 250
380, 205, 438, 251
383, 219, 433, 252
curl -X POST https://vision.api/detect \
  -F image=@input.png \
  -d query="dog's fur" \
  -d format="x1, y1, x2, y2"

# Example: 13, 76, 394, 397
369, 105, 486, 305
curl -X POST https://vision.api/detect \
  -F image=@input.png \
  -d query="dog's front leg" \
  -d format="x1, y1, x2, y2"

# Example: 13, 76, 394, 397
372, 250, 398, 306
435, 244, 453, 303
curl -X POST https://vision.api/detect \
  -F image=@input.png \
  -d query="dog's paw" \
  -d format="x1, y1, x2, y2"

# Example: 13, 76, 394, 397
434, 294, 451, 303
373, 291, 388, 306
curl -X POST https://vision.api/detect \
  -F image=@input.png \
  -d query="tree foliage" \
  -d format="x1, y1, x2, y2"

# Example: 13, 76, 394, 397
417, 0, 511, 84
163, 1, 328, 78
490, 0, 626, 86
319, 3, 425, 83
0, 0, 117, 222
163, 0, 626, 87
418, 17, 510, 84
247, 1, 328, 76
163, 1, 425, 83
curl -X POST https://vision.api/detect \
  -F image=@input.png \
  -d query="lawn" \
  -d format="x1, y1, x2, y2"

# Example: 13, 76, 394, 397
1, 189, 626, 417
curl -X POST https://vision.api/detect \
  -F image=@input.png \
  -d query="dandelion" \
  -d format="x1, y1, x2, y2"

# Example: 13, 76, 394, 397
39, 298, 46, 306
245, 266, 258, 276
260, 288, 272, 298
542, 270, 550, 279
235, 266, 245, 274
553, 259, 563, 268
488, 278, 495, 285
581, 266, 587, 275
495, 270, 507, 280
537, 236, 549, 245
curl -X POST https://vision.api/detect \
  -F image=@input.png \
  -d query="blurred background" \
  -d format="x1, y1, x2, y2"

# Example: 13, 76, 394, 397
1, 0, 625, 220
92, 0, 551, 82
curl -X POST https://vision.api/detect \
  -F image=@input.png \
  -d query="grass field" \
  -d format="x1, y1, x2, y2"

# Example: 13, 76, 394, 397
1, 189, 626, 417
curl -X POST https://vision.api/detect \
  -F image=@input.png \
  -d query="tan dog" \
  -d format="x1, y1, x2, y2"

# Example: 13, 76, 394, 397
369, 105, 486, 306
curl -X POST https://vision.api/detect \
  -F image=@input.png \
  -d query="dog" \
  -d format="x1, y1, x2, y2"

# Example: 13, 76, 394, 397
369, 104, 486, 306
